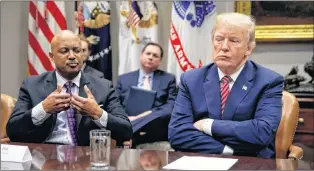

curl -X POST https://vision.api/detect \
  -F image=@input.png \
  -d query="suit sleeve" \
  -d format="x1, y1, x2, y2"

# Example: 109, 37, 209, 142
6, 79, 53, 143
114, 77, 126, 108
104, 82, 132, 143
150, 75, 177, 117
168, 74, 225, 154
211, 76, 284, 153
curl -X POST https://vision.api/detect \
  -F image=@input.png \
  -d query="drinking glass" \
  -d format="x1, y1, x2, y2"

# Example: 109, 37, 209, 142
90, 129, 111, 169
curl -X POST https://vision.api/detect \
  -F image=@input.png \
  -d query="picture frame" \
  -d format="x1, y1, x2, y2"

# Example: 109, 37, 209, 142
235, 1, 314, 42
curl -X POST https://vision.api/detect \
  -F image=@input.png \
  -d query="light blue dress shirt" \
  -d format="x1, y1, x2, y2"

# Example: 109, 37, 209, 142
137, 69, 154, 89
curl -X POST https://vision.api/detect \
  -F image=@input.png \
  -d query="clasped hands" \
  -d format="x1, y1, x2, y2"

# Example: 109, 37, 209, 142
42, 84, 102, 120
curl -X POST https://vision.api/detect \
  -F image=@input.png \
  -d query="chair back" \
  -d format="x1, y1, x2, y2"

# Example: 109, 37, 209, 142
1, 94, 17, 139
275, 91, 299, 158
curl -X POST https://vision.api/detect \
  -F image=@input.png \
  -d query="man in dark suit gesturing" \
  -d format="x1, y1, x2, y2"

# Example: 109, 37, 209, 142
6, 30, 132, 145
116, 42, 177, 148
168, 13, 284, 158
79, 36, 104, 78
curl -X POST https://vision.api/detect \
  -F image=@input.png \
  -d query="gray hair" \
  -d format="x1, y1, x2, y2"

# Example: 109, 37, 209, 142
211, 12, 256, 48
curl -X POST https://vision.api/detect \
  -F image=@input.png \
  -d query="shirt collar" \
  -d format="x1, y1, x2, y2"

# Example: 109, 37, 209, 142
55, 71, 81, 88
139, 69, 154, 79
217, 63, 245, 82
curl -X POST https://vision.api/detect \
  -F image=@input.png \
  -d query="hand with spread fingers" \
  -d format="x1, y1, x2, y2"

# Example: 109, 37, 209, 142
71, 85, 103, 120
42, 84, 71, 114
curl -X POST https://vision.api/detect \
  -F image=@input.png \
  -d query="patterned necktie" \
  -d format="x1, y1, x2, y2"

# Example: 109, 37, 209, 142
142, 75, 151, 90
64, 81, 78, 145
220, 76, 231, 119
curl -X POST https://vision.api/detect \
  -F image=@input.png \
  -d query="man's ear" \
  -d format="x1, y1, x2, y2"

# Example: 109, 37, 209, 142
49, 52, 54, 63
245, 42, 255, 56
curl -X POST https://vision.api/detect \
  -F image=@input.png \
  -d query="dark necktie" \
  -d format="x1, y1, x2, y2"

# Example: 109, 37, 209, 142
220, 76, 231, 119
64, 81, 78, 145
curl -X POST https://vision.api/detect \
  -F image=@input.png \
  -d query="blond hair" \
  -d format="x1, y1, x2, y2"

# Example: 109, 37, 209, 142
211, 12, 256, 48
78, 34, 91, 50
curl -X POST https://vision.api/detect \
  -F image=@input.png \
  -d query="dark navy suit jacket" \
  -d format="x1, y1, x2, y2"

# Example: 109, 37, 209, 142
116, 69, 177, 136
6, 71, 132, 145
168, 60, 284, 158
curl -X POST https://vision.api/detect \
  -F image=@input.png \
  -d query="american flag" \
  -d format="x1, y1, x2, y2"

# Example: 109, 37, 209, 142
28, 0, 67, 75
127, 1, 143, 28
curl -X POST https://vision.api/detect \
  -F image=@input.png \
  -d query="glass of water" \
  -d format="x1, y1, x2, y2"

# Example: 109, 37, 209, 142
90, 129, 111, 169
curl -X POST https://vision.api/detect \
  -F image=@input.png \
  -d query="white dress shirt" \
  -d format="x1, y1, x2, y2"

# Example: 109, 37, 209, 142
31, 71, 108, 145
202, 64, 245, 155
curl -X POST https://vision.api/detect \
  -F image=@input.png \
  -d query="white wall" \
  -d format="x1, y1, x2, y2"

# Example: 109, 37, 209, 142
252, 43, 313, 81
1, 2, 28, 98
1, 1, 313, 98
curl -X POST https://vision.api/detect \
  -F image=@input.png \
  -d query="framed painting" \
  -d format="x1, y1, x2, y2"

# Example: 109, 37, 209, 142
235, 1, 314, 42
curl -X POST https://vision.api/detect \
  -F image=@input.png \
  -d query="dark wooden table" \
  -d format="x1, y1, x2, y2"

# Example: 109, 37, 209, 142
1, 142, 314, 170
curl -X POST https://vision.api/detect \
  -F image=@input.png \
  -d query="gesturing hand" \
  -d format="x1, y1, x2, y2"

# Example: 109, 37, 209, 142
71, 85, 102, 120
42, 84, 71, 114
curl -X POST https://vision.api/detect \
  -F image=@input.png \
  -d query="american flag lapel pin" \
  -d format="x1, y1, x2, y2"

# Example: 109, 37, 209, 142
242, 85, 247, 91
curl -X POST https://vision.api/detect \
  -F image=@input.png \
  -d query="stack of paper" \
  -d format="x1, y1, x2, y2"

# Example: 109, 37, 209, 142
163, 156, 238, 170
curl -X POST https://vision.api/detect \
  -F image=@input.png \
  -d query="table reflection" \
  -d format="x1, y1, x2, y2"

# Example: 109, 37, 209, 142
31, 145, 90, 170
2, 142, 313, 170
116, 149, 168, 170
276, 159, 297, 170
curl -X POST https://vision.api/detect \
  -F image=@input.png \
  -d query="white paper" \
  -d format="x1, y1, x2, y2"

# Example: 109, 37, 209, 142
1, 144, 32, 162
163, 156, 238, 170
1, 161, 32, 170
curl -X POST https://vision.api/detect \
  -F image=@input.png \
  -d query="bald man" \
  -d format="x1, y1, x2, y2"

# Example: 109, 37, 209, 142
7, 30, 132, 145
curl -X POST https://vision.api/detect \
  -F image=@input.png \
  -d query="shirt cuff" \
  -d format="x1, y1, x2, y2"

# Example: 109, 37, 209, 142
202, 118, 214, 136
222, 145, 234, 155
93, 110, 108, 128
31, 102, 51, 125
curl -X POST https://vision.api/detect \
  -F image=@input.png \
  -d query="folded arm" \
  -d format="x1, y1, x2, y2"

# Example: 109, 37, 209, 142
204, 76, 284, 153
168, 74, 226, 154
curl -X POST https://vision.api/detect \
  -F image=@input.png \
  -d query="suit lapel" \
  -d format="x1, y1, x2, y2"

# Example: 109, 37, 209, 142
44, 71, 58, 97
129, 70, 140, 87
78, 73, 91, 98
43, 71, 58, 132
152, 70, 161, 91
203, 65, 221, 119
223, 61, 255, 120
